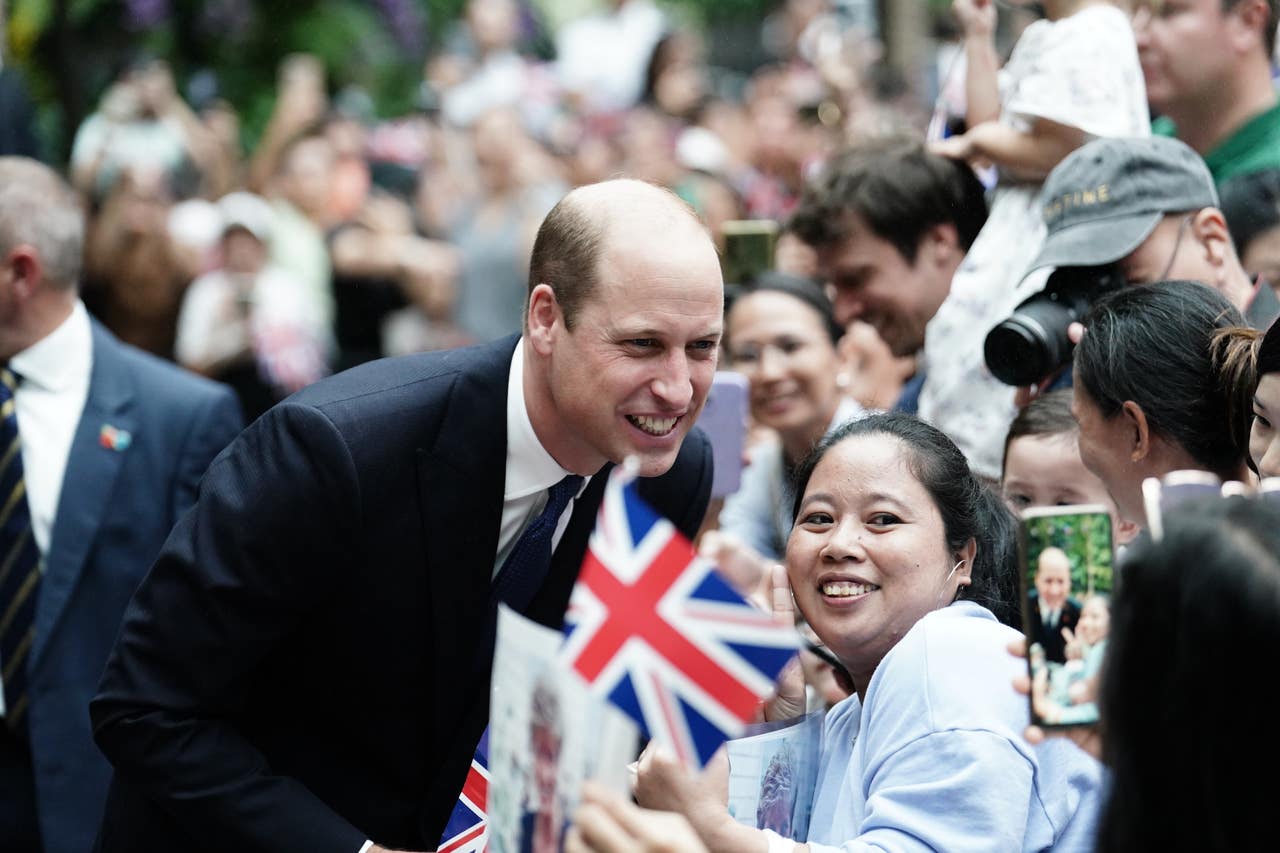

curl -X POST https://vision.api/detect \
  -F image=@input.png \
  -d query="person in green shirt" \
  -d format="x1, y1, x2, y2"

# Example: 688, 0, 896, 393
1135, 0, 1280, 185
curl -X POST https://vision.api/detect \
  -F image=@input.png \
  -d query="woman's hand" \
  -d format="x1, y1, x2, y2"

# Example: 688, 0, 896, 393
763, 565, 808, 722
1007, 640, 1103, 760
566, 781, 710, 853
635, 744, 735, 840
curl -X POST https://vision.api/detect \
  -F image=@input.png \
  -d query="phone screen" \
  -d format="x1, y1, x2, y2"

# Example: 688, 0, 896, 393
695, 372, 749, 499
1019, 504, 1114, 729
720, 220, 779, 288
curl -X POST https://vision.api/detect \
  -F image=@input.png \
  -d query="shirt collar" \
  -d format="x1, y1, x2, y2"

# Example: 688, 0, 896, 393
11, 299, 92, 391
505, 341, 585, 501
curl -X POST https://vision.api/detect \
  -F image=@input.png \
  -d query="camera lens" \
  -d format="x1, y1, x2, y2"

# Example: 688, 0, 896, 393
983, 299, 1076, 387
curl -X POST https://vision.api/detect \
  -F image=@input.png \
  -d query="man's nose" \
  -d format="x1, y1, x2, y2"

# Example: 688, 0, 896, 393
651, 350, 693, 409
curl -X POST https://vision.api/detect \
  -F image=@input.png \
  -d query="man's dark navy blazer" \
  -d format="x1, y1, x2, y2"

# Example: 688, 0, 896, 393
90, 334, 713, 853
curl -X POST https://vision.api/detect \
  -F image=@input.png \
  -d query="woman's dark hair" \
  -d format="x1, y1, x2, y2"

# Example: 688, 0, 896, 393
725, 271, 844, 348
1075, 280, 1257, 481
1000, 389, 1077, 479
1258, 317, 1280, 378
790, 412, 1021, 627
1097, 495, 1280, 852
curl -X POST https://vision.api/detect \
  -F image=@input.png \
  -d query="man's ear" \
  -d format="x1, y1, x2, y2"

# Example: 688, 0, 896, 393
1192, 207, 1232, 282
525, 283, 562, 356
4, 246, 43, 303
1227, 0, 1271, 54
1120, 400, 1152, 463
921, 222, 961, 269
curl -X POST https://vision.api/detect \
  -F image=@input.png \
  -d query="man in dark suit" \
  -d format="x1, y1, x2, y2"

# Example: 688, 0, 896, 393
0, 157, 242, 853
90, 178, 723, 853
1027, 546, 1081, 665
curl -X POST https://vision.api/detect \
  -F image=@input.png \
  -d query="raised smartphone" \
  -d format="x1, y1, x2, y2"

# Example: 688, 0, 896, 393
696, 371, 750, 499
721, 220, 780, 288
1019, 504, 1114, 729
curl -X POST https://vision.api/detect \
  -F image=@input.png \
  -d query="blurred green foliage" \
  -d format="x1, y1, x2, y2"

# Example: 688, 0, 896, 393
1024, 510, 1115, 600
5, 0, 787, 163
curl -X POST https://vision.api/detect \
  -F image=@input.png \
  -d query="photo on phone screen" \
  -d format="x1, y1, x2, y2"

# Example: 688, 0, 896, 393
696, 372, 749, 499
1019, 504, 1114, 729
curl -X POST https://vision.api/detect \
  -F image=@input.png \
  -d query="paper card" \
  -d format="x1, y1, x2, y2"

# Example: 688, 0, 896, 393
488, 605, 639, 853
725, 711, 824, 841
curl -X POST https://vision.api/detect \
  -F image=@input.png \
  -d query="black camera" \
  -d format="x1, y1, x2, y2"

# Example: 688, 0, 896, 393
984, 264, 1126, 387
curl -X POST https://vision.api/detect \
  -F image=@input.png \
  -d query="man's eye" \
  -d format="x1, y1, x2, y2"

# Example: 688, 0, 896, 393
629, 339, 656, 348
689, 340, 717, 352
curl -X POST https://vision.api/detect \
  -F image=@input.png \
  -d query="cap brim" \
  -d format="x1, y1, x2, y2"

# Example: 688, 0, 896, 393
1023, 210, 1164, 278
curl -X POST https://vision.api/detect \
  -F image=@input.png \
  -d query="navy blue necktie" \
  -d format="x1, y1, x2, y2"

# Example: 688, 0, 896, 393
492, 474, 584, 613
0, 367, 41, 735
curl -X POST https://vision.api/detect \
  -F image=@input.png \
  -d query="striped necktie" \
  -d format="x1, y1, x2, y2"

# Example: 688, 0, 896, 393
0, 367, 41, 734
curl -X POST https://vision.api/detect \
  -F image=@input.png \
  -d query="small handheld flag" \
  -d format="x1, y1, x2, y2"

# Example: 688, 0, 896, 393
438, 729, 490, 853
561, 464, 800, 768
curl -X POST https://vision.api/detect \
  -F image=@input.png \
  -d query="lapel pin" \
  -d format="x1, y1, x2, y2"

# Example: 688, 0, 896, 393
99, 424, 132, 452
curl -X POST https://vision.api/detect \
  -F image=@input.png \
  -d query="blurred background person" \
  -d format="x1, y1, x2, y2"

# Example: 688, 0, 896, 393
1136, 0, 1280, 187
1219, 167, 1280, 288
1247, 318, 1280, 478
175, 191, 329, 421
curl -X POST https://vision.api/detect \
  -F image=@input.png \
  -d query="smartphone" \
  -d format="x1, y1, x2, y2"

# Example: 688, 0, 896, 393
1019, 504, 1114, 729
721, 220, 780, 288
696, 372, 750, 499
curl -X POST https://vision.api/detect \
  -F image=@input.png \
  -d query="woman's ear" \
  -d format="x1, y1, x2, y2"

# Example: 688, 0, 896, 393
1120, 400, 1152, 463
954, 538, 978, 588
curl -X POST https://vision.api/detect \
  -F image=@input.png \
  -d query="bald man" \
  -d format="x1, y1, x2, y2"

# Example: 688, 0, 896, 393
1028, 547, 1080, 665
90, 180, 722, 853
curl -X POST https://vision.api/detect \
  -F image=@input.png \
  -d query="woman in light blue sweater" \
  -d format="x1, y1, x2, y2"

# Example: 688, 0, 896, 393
636, 413, 1104, 853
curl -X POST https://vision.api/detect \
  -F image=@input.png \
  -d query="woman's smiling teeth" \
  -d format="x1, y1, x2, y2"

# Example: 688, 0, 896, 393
822, 581, 880, 597
628, 415, 679, 435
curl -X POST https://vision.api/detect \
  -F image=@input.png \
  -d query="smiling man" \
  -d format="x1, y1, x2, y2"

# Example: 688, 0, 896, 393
89, 179, 720, 853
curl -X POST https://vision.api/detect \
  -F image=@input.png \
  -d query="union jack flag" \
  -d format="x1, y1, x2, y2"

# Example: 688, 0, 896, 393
561, 465, 800, 768
438, 728, 490, 853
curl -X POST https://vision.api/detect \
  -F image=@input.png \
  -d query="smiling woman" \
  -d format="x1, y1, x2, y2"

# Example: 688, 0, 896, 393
635, 413, 1105, 853
714, 274, 864, 561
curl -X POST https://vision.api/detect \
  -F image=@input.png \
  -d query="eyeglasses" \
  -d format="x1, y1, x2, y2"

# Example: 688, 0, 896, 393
1155, 215, 1195, 283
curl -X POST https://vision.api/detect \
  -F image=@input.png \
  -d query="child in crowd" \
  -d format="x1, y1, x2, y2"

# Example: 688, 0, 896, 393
1000, 390, 1139, 545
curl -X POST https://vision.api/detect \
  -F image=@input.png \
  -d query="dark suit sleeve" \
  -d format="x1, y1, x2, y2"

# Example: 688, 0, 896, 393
91, 402, 368, 853
168, 386, 242, 520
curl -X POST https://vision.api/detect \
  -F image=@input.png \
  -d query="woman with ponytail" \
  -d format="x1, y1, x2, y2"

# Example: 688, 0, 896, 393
1072, 279, 1258, 529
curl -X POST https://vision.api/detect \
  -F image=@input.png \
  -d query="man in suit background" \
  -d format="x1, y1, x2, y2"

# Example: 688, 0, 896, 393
0, 157, 242, 853
1027, 546, 1081, 665
90, 178, 722, 853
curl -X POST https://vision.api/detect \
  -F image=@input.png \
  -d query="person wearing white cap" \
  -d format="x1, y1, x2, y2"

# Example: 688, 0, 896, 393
174, 191, 330, 420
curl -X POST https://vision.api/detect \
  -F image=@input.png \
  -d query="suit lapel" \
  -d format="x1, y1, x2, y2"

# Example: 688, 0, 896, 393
417, 339, 513, 703
33, 323, 134, 669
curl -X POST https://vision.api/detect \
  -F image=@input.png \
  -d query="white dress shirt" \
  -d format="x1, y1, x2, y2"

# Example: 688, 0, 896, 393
0, 299, 93, 718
